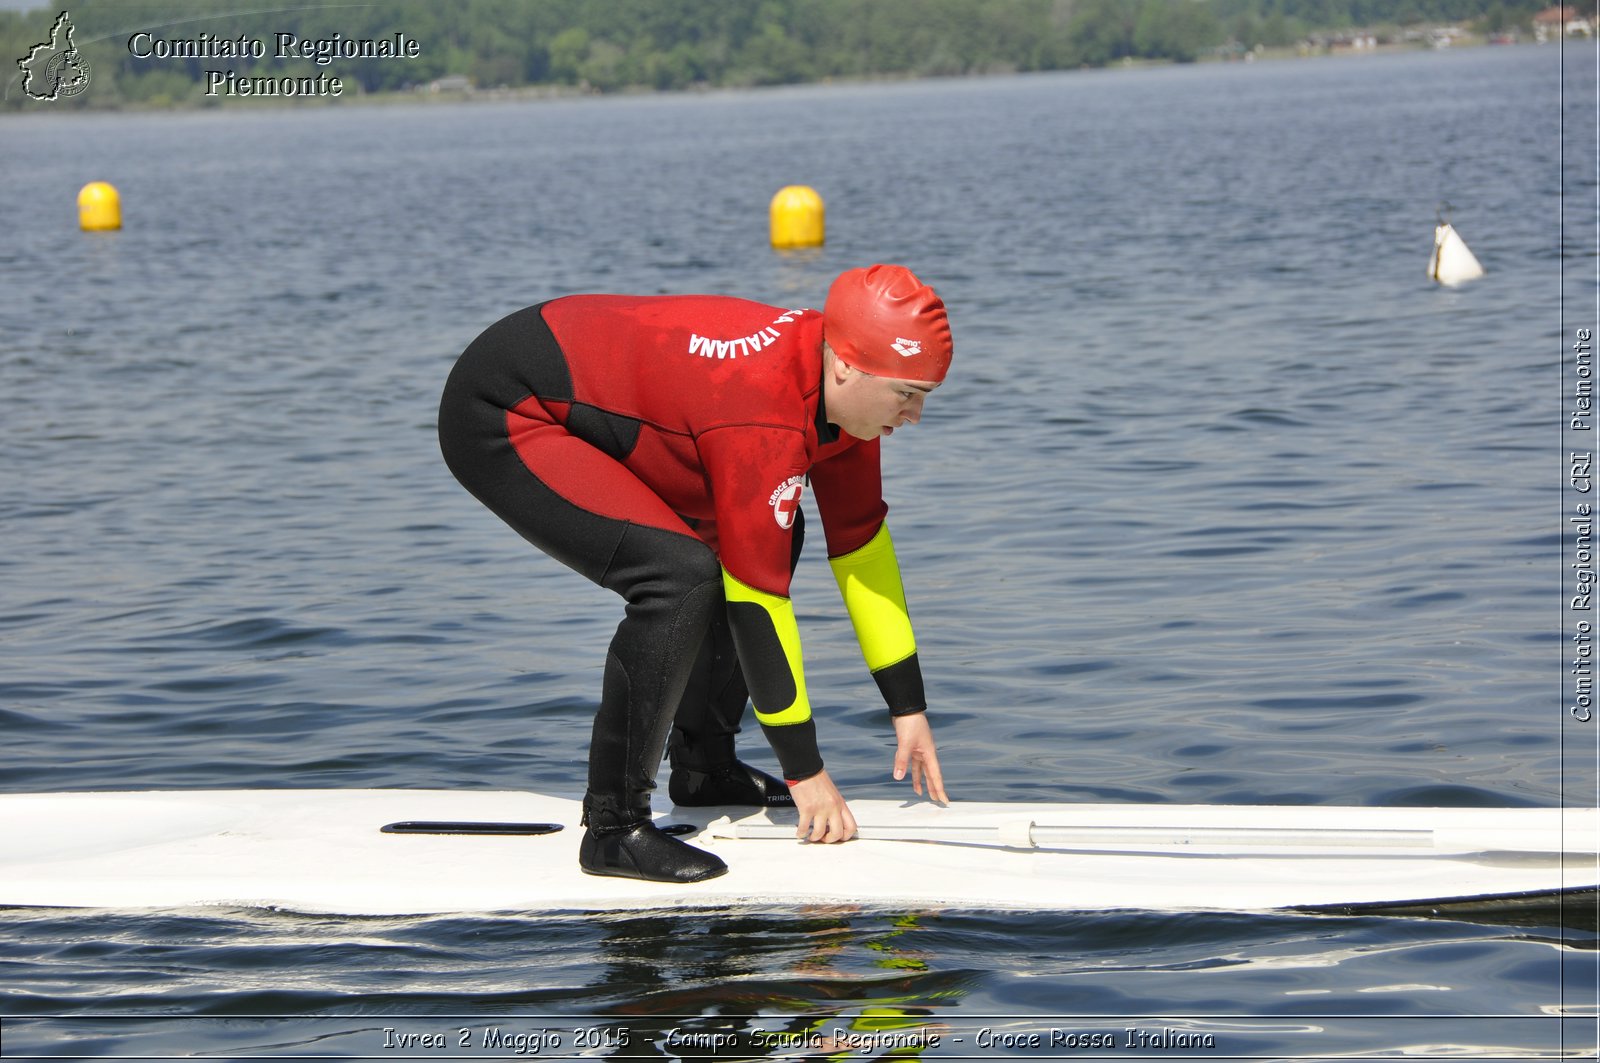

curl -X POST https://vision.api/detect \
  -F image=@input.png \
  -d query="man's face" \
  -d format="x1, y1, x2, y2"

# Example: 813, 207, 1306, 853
827, 359, 940, 441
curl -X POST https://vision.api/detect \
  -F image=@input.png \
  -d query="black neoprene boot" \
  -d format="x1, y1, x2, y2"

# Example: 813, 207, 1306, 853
578, 794, 727, 883
668, 753, 794, 807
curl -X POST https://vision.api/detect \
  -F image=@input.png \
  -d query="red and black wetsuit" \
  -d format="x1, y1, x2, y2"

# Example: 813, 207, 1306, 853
438, 296, 926, 823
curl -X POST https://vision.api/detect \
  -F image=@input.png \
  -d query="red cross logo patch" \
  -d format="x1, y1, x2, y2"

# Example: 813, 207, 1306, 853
769, 476, 804, 530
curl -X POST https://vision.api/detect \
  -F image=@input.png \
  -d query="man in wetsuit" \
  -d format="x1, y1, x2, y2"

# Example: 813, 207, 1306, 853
437, 264, 952, 883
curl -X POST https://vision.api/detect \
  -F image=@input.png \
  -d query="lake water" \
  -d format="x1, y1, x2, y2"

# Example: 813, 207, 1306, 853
1, 42, 1597, 1059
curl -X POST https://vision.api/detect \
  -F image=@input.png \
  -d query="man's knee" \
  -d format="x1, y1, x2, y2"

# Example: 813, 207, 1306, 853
605, 523, 721, 605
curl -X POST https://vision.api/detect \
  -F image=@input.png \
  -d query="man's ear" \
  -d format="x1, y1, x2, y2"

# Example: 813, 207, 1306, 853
824, 344, 856, 385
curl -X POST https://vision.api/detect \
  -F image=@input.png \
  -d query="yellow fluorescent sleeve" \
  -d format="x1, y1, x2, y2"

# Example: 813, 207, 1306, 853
829, 523, 917, 672
721, 568, 812, 726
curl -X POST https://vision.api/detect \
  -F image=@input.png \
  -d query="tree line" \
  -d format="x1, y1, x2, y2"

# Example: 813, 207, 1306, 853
2, 0, 1577, 110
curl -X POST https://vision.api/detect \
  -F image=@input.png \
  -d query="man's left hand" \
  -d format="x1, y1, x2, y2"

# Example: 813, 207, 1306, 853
891, 713, 948, 804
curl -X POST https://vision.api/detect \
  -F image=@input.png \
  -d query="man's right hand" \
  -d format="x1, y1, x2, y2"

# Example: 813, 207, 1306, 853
788, 769, 857, 843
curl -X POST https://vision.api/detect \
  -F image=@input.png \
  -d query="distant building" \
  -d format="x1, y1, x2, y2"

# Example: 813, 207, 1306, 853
1533, 6, 1594, 41
425, 75, 474, 94
1324, 31, 1381, 52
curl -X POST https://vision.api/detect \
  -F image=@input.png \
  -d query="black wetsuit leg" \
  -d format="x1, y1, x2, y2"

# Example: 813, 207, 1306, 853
668, 511, 803, 806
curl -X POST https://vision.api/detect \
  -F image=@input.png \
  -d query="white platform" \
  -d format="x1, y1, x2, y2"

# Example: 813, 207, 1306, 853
1, 790, 1594, 916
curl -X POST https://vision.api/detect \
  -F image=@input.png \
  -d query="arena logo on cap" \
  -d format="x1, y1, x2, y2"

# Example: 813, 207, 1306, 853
891, 338, 922, 358
767, 476, 804, 529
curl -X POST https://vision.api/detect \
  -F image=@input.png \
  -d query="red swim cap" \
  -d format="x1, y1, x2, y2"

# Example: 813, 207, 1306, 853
823, 265, 953, 382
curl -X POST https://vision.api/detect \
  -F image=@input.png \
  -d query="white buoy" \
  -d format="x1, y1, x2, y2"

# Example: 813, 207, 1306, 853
1428, 222, 1484, 286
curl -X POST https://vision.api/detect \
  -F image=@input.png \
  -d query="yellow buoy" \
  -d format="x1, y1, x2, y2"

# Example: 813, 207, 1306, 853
770, 185, 824, 249
78, 181, 121, 231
